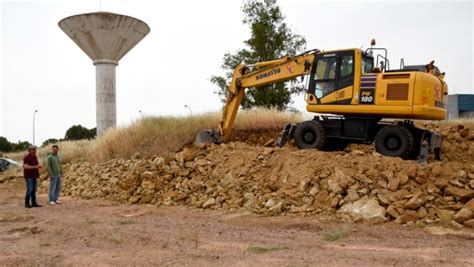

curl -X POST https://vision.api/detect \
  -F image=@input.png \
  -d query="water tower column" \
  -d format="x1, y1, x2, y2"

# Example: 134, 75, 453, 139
94, 59, 118, 136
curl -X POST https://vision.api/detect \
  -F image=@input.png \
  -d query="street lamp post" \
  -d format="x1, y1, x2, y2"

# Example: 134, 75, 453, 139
184, 105, 193, 115
33, 110, 38, 146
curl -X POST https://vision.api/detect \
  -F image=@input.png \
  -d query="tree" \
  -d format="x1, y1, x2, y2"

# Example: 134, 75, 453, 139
65, 125, 96, 141
210, 0, 306, 110
11, 141, 31, 151
42, 138, 59, 147
0, 137, 12, 152
89, 128, 97, 137
0, 137, 31, 152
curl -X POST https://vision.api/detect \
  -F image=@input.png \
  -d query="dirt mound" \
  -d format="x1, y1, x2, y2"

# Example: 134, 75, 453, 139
230, 129, 281, 145
40, 124, 474, 227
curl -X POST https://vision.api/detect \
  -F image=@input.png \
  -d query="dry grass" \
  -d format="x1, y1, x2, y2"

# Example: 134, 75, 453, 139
89, 109, 300, 163
88, 113, 217, 163
5, 139, 94, 164
3, 109, 300, 164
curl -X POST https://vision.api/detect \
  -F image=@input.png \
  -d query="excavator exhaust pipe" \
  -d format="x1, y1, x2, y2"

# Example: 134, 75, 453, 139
195, 130, 222, 145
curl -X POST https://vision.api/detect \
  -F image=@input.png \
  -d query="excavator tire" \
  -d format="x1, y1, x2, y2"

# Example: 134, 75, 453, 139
294, 121, 326, 149
375, 125, 414, 159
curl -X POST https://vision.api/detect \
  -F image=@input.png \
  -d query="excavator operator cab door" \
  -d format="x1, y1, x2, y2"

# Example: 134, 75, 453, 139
308, 50, 355, 105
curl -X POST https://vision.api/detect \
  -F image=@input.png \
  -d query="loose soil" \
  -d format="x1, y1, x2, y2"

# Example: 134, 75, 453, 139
1, 183, 473, 266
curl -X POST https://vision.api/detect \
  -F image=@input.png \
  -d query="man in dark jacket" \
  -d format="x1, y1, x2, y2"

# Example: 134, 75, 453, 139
23, 146, 42, 208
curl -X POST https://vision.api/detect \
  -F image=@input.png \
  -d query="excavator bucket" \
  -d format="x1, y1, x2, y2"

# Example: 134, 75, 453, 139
275, 123, 298, 147
195, 129, 222, 145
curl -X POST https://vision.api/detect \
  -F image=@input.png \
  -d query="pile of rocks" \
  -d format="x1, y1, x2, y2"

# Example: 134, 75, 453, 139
49, 124, 474, 227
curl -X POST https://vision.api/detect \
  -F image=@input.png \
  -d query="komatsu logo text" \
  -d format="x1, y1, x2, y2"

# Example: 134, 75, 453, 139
256, 68, 281, 80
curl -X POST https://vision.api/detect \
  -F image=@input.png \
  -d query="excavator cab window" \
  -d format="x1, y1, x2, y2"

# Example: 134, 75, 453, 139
310, 50, 355, 100
314, 54, 337, 98
362, 56, 374, 74
340, 55, 353, 76
338, 53, 354, 89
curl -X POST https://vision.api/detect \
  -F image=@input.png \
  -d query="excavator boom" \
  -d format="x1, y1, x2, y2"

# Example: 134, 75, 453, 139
196, 50, 318, 144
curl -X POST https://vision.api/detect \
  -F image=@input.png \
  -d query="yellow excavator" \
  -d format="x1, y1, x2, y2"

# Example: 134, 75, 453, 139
197, 40, 448, 162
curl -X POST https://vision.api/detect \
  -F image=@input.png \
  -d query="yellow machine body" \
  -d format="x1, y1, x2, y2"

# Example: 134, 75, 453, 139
305, 49, 447, 121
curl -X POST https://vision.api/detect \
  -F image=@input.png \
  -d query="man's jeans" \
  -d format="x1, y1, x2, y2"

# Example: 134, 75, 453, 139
25, 177, 38, 205
49, 175, 61, 202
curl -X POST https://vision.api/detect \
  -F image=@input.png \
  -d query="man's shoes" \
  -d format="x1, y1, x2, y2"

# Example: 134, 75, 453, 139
32, 204, 42, 208
49, 201, 56, 205
25, 204, 32, 208
55, 200, 62, 204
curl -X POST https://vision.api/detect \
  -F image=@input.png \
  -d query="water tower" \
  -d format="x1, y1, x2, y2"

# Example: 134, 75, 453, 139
59, 12, 150, 136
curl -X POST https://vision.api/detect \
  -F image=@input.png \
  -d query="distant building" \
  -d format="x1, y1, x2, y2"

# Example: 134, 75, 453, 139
447, 94, 474, 120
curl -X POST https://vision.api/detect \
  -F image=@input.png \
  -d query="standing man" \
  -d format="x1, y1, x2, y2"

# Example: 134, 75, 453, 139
47, 145, 62, 205
23, 145, 42, 208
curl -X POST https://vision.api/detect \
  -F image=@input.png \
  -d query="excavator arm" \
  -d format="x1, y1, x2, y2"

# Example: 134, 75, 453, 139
196, 50, 318, 144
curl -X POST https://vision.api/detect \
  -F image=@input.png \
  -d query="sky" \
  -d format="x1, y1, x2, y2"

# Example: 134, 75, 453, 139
1, 0, 473, 145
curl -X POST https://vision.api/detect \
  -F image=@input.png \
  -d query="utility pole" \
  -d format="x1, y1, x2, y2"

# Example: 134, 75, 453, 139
32, 110, 38, 146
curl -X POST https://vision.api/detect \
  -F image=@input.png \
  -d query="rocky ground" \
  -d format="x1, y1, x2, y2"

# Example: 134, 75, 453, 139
1, 183, 474, 266
3, 124, 472, 228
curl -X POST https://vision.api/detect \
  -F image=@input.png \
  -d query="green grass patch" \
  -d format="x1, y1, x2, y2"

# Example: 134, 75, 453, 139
118, 219, 137, 225
85, 218, 99, 224
322, 228, 348, 241
247, 244, 282, 253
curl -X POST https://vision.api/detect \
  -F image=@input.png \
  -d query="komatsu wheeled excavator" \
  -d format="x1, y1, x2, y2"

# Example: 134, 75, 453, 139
197, 40, 448, 162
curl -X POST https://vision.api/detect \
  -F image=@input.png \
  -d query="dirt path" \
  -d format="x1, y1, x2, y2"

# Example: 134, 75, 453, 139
1, 183, 473, 266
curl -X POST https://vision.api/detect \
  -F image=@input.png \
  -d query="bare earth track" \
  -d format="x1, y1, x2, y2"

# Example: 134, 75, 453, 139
0, 183, 473, 266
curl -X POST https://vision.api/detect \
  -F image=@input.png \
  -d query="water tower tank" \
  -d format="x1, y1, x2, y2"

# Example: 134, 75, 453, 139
59, 12, 150, 136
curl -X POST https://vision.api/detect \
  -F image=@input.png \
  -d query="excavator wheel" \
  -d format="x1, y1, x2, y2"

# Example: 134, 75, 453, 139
294, 121, 326, 149
375, 125, 414, 159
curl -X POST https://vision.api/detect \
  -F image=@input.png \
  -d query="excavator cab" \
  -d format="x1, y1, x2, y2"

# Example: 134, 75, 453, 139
306, 48, 378, 106
307, 49, 360, 105
304, 47, 447, 121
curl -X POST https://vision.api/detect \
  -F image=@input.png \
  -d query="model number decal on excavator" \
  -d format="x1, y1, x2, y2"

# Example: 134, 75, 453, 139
256, 68, 281, 80
360, 89, 375, 104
